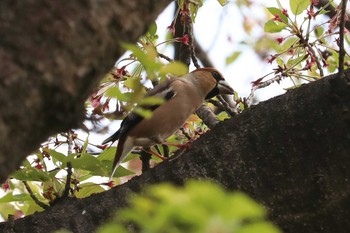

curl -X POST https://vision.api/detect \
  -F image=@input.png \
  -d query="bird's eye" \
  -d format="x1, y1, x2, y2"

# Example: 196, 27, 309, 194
211, 71, 222, 81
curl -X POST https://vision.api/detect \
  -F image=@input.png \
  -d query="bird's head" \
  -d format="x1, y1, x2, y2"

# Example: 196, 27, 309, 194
190, 67, 234, 100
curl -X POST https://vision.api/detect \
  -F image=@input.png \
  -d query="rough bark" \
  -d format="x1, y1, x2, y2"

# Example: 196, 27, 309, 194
0, 70, 350, 233
0, 0, 173, 182
2, 0, 350, 232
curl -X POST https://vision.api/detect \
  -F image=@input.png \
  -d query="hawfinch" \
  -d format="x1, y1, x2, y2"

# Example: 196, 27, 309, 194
103, 67, 234, 178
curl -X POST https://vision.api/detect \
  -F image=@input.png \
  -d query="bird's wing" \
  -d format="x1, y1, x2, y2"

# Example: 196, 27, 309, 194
119, 78, 177, 136
102, 78, 178, 144
108, 78, 179, 177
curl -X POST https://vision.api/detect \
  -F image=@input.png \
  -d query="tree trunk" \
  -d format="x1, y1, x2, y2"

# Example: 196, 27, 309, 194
0, 0, 173, 182
1, 71, 350, 232
2, 1, 350, 232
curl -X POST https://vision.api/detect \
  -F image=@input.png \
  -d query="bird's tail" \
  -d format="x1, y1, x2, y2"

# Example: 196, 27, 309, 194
109, 136, 134, 180
102, 129, 120, 145
109, 161, 121, 181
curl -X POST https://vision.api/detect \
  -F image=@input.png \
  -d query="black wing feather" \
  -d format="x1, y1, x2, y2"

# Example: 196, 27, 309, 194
102, 78, 177, 144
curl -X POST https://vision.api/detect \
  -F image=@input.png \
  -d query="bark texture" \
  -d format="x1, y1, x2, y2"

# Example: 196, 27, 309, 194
0, 0, 173, 182
0, 71, 350, 233
2, 0, 350, 232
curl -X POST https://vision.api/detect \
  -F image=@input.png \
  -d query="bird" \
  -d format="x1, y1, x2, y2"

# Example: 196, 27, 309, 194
102, 67, 234, 179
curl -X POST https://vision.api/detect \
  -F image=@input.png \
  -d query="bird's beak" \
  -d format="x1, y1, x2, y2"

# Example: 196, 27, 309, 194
217, 80, 234, 95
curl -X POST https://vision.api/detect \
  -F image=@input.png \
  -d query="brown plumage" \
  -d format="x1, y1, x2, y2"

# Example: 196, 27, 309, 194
102, 67, 234, 179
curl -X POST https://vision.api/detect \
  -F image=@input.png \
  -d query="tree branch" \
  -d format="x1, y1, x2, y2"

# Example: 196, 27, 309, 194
23, 181, 49, 210
317, 0, 350, 31
338, 0, 348, 79
1, 70, 350, 233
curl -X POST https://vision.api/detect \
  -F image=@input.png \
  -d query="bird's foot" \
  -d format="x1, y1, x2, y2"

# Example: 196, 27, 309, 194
144, 148, 167, 160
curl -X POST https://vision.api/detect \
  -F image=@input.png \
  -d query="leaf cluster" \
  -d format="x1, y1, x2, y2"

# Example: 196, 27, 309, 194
98, 181, 281, 233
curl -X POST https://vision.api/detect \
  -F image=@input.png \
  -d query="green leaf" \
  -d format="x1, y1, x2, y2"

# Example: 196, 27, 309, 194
287, 54, 307, 68
97, 149, 135, 178
75, 183, 106, 198
133, 107, 153, 119
189, 0, 203, 22
97, 147, 116, 161
159, 62, 188, 77
81, 136, 89, 154
290, 0, 310, 15
21, 200, 46, 215
226, 51, 242, 65
264, 20, 287, 33
346, 35, 350, 46
98, 148, 139, 163
47, 169, 59, 179
98, 225, 127, 233
52, 230, 72, 233
0, 203, 17, 220
21, 159, 32, 169
227, 192, 266, 218
11, 168, 51, 182
217, 0, 228, 6
47, 149, 66, 163
148, 22, 157, 36
314, 26, 325, 43
318, 9, 330, 16
74, 154, 100, 170
327, 51, 338, 73
103, 180, 281, 233
139, 96, 165, 106
110, 164, 135, 178
122, 43, 161, 78
64, 153, 105, 174
178, 0, 185, 8
276, 57, 284, 67
123, 76, 143, 91
279, 37, 298, 52
217, 111, 230, 121
104, 86, 132, 102
0, 193, 32, 203
266, 7, 288, 23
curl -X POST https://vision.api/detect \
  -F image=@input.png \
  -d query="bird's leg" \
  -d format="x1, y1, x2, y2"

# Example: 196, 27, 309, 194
143, 147, 167, 161
139, 136, 168, 161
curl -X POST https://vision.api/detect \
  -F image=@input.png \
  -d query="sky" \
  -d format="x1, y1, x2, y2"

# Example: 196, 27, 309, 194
155, 0, 288, 102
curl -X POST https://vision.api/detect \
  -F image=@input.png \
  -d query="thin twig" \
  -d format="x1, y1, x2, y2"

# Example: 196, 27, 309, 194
62, 162, 72, 198
209, 97, 237, 116
23, 181, 49, 209
307, 45, 324, 77
158, 52, 174, 62
338, 0, 348, 80
67, 131, 73, 155
247, 75, 284, 105
217, 95, 237, 116
187, 16, 200, 69
207, 99, 225, 110
317, 0, 350, 31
